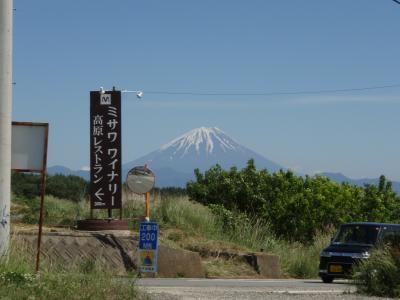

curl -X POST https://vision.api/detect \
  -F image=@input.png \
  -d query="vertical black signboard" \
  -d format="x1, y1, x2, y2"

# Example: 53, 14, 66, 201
90, 91, 122, 209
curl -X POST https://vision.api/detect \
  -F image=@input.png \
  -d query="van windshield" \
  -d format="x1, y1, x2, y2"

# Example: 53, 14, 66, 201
332, 225, 380, 246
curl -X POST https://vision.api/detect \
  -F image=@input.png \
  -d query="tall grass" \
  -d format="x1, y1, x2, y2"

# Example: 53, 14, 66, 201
11, 193, 334, 279
155, 196, 221, 236
272, 233, 332, 278
353, 247, 400, 297
12, 190, 150, 227
12, 194, 80, 225
153, 196, 332, 278
0, 234, 142, 300
154, 196, 270, 249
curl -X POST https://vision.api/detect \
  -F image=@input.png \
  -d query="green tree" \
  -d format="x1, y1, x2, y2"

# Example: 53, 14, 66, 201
187, 160, 400, 242
11, 172, 88, 202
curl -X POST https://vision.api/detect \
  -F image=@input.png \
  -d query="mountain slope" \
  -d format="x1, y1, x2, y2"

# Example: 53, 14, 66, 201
48, 165, 90, 181
320, 172, 400, 194
123, 127, 285, 184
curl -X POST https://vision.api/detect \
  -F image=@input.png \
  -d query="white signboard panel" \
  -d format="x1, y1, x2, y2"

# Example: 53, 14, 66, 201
11, 123, 48, 171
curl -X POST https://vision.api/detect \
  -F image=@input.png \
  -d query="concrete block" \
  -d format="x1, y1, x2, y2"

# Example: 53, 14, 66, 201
254, 253, 281, 278
157, 245, 205, 278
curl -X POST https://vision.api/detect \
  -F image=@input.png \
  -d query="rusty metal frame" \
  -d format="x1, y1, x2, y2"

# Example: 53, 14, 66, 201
11, 121, 49, 272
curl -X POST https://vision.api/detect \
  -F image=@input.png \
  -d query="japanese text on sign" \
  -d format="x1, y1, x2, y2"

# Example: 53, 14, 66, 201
90, 91, 122, 209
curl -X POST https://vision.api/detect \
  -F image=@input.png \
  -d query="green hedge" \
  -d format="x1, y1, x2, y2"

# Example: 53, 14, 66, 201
187, 160, 400, 242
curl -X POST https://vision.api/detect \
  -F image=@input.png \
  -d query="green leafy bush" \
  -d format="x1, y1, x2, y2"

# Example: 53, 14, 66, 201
208, 204, 250, 234
46, 174, 88, 202
187, 160, 400, 242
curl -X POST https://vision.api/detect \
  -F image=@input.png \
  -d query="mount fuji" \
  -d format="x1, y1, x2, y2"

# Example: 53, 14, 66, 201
123, 127, 284, 187
48, 127, 400, 191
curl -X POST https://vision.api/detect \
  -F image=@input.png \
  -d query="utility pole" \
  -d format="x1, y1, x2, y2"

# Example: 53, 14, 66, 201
0, 0, 13, 256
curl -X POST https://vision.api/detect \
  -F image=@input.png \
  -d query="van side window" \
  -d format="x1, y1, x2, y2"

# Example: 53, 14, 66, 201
381, 227, 400, 249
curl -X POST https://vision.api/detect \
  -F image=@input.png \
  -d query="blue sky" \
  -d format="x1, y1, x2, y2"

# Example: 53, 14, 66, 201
12, 0, 400, 180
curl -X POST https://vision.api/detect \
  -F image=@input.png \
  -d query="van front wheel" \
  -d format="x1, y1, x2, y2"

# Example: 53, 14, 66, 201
321, 276, 334, 283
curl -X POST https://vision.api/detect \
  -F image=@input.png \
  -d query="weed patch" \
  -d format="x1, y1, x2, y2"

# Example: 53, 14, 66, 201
353, 247, 400, 298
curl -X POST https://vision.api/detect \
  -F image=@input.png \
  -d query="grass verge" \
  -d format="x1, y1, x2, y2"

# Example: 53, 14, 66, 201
0, 234, 143, 300
12, 194, 81, 225
271, 233, 331, 279
11, 193, 333, 279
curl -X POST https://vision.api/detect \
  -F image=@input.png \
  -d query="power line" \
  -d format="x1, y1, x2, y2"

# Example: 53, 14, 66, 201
145, 83, 400, 97
392, 0, 400, 5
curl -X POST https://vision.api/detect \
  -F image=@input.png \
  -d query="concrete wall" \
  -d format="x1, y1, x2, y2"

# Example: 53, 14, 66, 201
16, 230, 281, 278
17, 230, 204, 277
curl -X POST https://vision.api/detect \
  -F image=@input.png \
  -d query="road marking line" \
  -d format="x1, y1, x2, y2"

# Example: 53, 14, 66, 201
274, 290, 349, 294
186, 279, 307, 282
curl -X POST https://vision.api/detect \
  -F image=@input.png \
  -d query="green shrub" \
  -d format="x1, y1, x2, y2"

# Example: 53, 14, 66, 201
187, 160, 400, 242
353, 247, 400, 297
208, 204, 249, 234
11, 172, 88, 202
46, 174, 88, 202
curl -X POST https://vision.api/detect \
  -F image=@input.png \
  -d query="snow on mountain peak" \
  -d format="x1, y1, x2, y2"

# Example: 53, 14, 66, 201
160, 127, 240, 156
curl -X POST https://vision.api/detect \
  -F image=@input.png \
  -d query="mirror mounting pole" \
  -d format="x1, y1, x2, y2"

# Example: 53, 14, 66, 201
145, 192, 150, 222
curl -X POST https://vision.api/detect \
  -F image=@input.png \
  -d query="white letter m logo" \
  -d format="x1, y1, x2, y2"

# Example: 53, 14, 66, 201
100, 94, 111, 105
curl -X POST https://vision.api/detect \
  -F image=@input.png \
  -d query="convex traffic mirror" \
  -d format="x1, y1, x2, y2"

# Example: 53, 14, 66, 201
126, 166, 155, 194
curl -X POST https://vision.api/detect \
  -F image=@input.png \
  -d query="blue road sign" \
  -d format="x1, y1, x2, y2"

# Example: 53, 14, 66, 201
138, 222, 159, 273
139, 222, 158, 250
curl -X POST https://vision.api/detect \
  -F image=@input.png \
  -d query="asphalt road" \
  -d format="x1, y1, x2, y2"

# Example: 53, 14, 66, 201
136, 278, 387, 300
